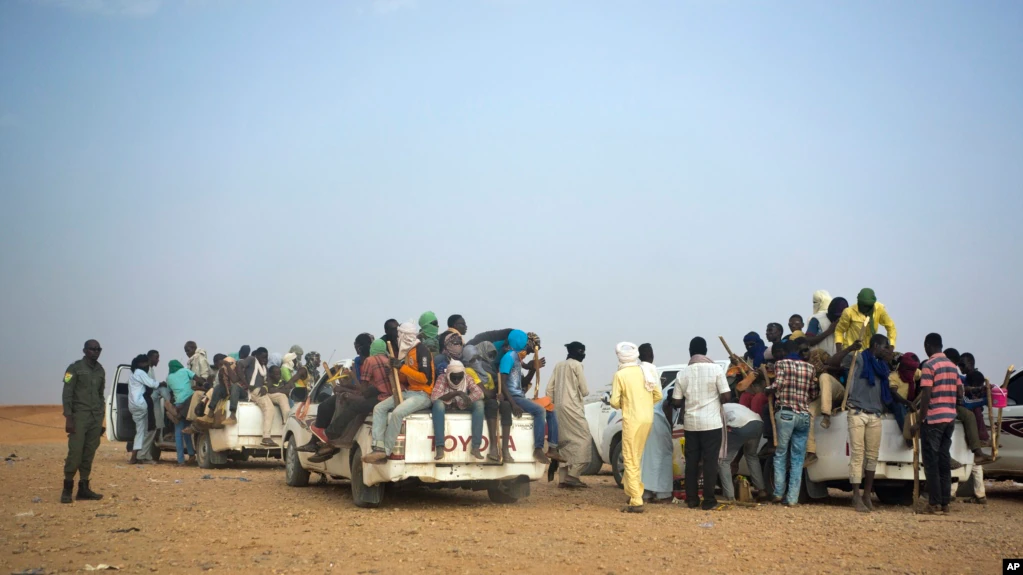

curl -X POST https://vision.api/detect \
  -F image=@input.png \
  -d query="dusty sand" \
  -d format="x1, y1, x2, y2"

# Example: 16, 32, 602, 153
1, 406, 1022, 574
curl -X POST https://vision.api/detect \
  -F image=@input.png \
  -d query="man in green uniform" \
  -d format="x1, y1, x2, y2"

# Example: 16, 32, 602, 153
61, 339, 106, 504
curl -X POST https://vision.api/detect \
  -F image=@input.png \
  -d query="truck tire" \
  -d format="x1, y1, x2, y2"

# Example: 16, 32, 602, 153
581, 441, 604, 476
488, 479, 530, 504
285, 436, 311, 487
874, 483, 914, 506
196, 432, 228, 470
610, 436, 624, 487
350, 447, 383, 508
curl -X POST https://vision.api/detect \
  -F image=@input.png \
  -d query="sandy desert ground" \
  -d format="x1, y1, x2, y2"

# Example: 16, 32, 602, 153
1, 405, 1021, 575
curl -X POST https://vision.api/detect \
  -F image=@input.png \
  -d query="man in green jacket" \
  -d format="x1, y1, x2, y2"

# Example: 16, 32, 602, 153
61, 339, 106, 504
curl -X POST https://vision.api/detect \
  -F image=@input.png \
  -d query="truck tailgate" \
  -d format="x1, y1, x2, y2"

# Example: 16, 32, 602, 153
402, 413, 538, 464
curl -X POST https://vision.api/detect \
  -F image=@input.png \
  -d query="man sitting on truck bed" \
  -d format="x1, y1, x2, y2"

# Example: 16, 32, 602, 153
238, 347, 280, 448
363, 322, 436, 464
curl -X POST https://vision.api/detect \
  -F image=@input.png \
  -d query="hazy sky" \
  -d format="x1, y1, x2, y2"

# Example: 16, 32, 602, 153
1, 0, 1021, 404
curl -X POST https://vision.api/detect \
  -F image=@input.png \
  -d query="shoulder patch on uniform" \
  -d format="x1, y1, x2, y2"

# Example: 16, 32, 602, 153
64, 372, 73, 383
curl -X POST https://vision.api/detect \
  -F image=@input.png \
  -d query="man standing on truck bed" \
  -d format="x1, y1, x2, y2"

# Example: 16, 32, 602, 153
363, 321, 436, 464
61, 339, 106, 504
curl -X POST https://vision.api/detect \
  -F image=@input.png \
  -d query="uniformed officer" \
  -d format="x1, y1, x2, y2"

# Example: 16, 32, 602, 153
61, 339, 106, 504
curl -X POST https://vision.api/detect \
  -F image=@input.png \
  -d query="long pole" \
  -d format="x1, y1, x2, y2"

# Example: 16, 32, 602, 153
911, 411, 920, 506
386, 342, 404, 405
761, 366, 778, 447
533, 347, 541, 400
994, 365, 1014, 461
986, 378, 995, 459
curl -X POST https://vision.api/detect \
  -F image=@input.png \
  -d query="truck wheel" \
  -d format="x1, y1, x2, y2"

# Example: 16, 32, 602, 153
874, 483, 914, 506
285, 436, 310, 487
580, 440, 604, 476
610, 437, 624, 487
350, 447, 383, 508
488, 479, 530, 504
196, 432, 227, 470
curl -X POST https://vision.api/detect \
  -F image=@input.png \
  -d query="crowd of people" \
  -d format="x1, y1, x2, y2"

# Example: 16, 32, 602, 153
612, 288, 999, 514
58, 293, 1001, 514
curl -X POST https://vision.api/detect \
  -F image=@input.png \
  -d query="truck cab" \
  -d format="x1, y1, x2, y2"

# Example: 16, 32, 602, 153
283, 373, 546, 507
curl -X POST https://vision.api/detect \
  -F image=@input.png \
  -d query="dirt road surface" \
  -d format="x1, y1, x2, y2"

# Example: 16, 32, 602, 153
1, 406, 1022, 574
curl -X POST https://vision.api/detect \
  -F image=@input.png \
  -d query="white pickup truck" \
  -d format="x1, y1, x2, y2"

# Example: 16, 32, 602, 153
106, 362, 306, 468
584, 362, 975, 504
282, 374, 546, 507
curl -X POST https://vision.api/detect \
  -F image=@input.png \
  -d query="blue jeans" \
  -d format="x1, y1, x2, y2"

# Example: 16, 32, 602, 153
432, 399, 485, 449
773, 409, 810, 505
511, 395, 559, 450
174, 399, 195, 463
371, 391, 432, 455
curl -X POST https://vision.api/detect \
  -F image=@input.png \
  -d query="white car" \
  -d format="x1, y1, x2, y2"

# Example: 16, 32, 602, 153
106, 362, 305, 468
584, 362, 975, 504
282, 373, 547, 507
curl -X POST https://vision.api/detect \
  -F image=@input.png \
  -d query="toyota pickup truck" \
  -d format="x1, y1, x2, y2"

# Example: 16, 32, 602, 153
584, 362, 974, 504
105, 362, 327, 468
283, 375, 546, 507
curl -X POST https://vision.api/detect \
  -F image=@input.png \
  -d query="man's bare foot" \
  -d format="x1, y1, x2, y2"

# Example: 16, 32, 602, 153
853, 493, 869, 513
940, 505, 950, 515
502, 449, 515, 463
434, 446, 444, 461
470, 447, 484, 460
128, 455, 138, 465
533, 448, 550, 464
362, 449, 388, 464
486, 446, 501, 462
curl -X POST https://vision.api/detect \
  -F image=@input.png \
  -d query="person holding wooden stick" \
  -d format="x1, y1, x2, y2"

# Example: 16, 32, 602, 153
363, 322, 435, 464
911, 333, 960, 515
766, 340, 818, 507
844, 334, 902, 513
499, 330, 560, 465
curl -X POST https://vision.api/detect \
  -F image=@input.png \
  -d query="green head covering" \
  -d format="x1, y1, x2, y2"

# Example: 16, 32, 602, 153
857, 288, 877, 306
418, 311, 439, 338
168, 359, 184, 374
369, 339, 388, 357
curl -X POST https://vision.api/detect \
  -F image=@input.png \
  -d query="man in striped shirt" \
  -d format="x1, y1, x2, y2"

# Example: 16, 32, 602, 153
914, 333, 961, 514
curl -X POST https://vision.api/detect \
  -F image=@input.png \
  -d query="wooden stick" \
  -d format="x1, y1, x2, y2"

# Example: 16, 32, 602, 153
533, 347, 541, 400
911, 411, 920, 505
840, 319, 871, 412
497, 367, 504, 465
986, 378, 996, 459
760, 366, 778, 447
386, 342, 404, 405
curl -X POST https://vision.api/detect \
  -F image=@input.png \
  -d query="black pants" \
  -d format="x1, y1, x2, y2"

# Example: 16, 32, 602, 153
315, 400, 336, 429
209, 383, 245, 415
684, 429, 723, 509
922, 422, 954, 506
326, 397, 379, 440
484, 398, 513, 427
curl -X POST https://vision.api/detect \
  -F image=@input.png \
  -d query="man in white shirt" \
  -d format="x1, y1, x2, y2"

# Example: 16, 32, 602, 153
671, 337, 731, 510
717, 402, 766, 501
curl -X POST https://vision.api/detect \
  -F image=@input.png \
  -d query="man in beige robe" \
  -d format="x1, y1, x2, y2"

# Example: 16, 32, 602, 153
548, 342, 592, 488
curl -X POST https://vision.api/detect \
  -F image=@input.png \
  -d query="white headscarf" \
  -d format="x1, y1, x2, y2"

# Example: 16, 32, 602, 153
640, 362, 659, 393
615, 342, 640, 370
282, 352, 297, 371
812, 290, 832, 316
445, 360, 468, 392
397, 321, 419, 360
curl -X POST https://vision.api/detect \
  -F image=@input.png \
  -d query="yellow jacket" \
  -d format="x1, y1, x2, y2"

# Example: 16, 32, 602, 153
835, 303, 897, 349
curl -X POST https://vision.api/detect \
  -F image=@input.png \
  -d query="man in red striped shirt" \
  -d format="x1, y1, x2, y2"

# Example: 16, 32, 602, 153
913, 333, 962, 514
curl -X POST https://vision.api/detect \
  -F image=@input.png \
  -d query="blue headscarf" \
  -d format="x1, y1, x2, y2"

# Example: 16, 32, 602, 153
859, 348, 893, 405
743, 332, 767, 368
268, 353, 282, 368
508, 330, 528, 353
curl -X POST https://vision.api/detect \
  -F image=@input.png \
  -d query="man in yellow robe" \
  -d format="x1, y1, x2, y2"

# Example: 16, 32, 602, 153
610, 342, 662, 513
